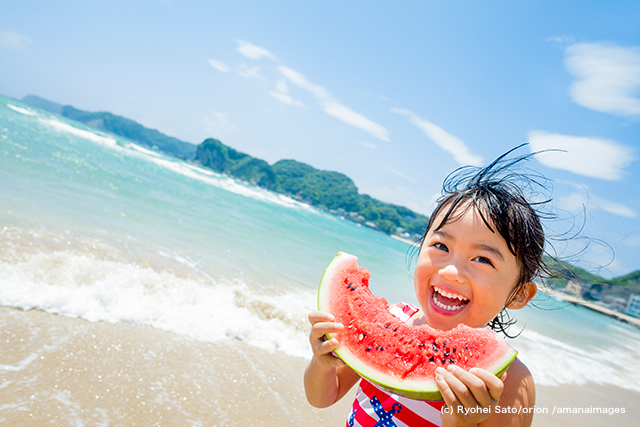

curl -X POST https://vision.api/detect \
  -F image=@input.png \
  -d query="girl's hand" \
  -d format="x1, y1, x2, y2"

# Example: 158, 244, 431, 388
308, 311, 345, 370
436, 365, 505, 427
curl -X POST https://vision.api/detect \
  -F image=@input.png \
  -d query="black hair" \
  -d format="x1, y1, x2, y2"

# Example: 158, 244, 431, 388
414, 144, 555, 336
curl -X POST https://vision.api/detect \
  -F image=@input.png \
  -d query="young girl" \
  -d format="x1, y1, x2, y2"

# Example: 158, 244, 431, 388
305, 150, 546, 427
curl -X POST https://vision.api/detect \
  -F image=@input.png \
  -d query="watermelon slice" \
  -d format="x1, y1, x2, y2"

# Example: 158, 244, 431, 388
317, 252, 518, 401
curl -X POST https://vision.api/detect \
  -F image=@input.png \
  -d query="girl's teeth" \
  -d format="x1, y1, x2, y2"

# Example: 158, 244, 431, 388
432, 286, 469, 312
432, 292, 466, 311
434, 286, 468, 301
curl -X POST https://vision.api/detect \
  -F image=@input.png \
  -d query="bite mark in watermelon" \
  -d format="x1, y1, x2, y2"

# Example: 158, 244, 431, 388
317, 252, 518, 401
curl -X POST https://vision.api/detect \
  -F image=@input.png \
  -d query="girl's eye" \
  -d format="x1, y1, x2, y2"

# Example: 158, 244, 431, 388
432, 242, 448, 252
473, 256, 494, 267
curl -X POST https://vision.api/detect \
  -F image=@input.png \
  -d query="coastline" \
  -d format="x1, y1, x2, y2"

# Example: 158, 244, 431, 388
3, 306, 639, 426
390, 234, 418, 246
541, 289, 640, 329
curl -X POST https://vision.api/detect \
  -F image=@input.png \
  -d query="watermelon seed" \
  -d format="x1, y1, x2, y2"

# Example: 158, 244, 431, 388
393, 327, 399, 332
465, 345, 469, 351
419, 343, 425, 348
428, 356, 434, 364
449, 358, 455, 364
453, 347, 457, 353
443, 341, 447, 348
379, 346, 385, 351
441, 358, 446, 364
358, 333, 365, 341
432, 343, 438, 352
444, 351, 450, 357
366, 346, 373, 352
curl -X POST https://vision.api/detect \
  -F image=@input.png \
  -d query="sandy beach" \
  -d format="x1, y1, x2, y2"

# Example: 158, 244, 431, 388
1, 306, 638, 426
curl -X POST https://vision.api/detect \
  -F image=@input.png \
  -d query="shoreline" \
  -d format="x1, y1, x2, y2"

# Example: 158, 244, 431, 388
390, 234, 418, 246
2, 306, 640, 426
541, 289, 640, 329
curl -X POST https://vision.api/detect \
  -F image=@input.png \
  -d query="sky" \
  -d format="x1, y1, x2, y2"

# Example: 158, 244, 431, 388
1, 0, 639, 278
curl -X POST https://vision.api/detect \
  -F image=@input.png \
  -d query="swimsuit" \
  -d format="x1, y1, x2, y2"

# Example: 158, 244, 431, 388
346, 302, 445, 427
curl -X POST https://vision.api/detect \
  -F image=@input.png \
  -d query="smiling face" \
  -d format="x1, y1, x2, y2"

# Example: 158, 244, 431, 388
414, 203, 524, 331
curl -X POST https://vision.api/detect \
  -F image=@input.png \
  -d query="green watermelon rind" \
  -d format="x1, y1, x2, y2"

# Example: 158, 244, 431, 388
317, 251, 519, 401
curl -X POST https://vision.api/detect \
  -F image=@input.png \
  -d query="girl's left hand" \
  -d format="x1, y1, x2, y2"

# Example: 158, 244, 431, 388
436, 365, 505, 427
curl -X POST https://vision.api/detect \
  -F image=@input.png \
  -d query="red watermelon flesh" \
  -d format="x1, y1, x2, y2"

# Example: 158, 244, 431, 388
317, 252, 518, 401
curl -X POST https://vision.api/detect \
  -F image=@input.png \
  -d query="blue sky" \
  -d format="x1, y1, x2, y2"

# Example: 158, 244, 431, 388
1, 0, 639, 277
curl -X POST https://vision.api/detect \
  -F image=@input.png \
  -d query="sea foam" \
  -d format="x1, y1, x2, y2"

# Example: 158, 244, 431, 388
0, 249, 314, 359
514, 329, 640, 393
6, 103, 37, 116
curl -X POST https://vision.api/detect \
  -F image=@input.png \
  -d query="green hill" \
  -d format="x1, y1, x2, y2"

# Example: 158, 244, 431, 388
23, 95, 197, 159
195, 139, 429, 237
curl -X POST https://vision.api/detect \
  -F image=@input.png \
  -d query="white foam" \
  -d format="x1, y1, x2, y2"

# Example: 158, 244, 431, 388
6, 103, 37, 116
0, 250, 314, 358
38, 117, 119, 148
5, 101, 318, 214
144, 155, 317, 212
513, 329, 640, 393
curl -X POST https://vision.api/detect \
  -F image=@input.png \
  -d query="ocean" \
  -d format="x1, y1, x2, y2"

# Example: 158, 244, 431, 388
2, 93, 640, 399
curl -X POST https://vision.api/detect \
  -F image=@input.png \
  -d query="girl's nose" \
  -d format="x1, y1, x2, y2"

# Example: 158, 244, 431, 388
438, 264, 463, 282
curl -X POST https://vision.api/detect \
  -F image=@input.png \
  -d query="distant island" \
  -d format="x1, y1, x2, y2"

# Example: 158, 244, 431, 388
20, 95, 640, 321
22, 95, 428, 240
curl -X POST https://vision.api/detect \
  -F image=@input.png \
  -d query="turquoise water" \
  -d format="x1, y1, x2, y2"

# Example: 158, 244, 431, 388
1, 94, 639, 392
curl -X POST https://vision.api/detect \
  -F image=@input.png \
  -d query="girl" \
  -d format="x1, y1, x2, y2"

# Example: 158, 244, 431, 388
305, 149, 546, 427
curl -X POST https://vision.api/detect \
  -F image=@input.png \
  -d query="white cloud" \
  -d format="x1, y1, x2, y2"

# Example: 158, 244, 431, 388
528, 130, 634, 180
390, 169, 418, 183
558, 191, 636, 218
237, 64, 265, 80
565, 42, 640, 116
0, 31, 31, 49
323, 102, 390, 141
202, 111, 238, 135
269, 91, 305, 108
208, 59, 229, 72
278, 66, 331, 100
236, 39, 276, 61
392, 108, 483, 167
278, 65, 390, 141
546, 36, 575, 45
359, 141, 377, 149
275, 79, 288, 94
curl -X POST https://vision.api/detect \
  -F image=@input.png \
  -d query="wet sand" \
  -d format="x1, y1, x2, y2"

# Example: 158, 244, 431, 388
0, 307, 353, 426
1, 307, 638, 426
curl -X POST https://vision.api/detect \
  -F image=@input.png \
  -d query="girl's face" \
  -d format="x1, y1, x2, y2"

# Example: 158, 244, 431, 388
414, 204, 523, 331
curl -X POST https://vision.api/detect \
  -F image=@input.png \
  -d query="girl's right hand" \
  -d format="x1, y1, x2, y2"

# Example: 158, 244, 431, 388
308, 311, 345, 370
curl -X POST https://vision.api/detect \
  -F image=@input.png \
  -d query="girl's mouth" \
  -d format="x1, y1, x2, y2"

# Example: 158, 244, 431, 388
431, 286, 469, 313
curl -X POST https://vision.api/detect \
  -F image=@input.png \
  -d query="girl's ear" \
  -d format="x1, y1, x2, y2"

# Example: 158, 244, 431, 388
506, 282, 537, 310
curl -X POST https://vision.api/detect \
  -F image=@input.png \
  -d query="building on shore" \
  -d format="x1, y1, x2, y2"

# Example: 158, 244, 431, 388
625, 294, 640, 319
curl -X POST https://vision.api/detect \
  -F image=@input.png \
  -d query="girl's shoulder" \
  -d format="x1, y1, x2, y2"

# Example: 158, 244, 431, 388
504, 357, 535, 398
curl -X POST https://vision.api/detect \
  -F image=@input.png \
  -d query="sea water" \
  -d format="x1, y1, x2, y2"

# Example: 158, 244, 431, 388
1, 94, 639, 393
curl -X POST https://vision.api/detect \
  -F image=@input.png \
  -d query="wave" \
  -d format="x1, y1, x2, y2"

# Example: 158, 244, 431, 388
513, 329, 640, 393
6, 103, 37, 116
4, 100, 317, 214
0, 231, 315, 359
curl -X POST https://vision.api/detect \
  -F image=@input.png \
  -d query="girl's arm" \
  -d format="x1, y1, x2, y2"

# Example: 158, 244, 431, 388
436, 358, 535, 427
304, 311, 361, 408
480, 358, 535, 427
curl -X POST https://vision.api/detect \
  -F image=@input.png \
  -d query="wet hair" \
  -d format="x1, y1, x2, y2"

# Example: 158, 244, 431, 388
415, 145, 552, 336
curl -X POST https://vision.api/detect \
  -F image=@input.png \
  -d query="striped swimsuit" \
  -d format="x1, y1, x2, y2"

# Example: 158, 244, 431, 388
346, 303, 445, 427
